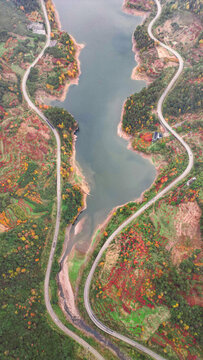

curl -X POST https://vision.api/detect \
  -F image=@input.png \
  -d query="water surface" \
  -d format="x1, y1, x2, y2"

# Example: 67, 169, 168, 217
53, 0, 156, 251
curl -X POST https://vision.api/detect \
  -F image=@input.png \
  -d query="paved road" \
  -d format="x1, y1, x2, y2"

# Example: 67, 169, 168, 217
84, 0, 193, 359
22, 1, 104, 359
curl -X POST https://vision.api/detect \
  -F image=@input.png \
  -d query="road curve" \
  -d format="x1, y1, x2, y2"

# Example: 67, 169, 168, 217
22, 1, 104, 359
84, 0, 193, 359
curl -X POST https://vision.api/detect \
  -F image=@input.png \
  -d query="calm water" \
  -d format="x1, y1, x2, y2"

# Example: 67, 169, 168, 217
53, 0, 156, 252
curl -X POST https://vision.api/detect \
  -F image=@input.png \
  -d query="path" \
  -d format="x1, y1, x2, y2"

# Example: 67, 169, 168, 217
84, 1, 193, 359
22, 1, 104, 359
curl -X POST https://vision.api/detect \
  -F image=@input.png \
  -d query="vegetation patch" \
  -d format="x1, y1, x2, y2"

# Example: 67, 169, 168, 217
0, 1, 86, 358
90, 211, 202, 359
68, 249, 86, 289
122, 68, 174, 136
84, 2, 203, 359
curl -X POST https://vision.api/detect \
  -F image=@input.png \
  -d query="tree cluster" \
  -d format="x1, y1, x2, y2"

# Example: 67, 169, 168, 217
27, 68, 39, 97
123, 71, 168, 134
44, 106, 77, 132
62, 183, 83, 224
45, 46, 66, 59
164, 66, 202, 116
12, 0, 39, 13
134, 25, 154, 51
46, 73, 60, 90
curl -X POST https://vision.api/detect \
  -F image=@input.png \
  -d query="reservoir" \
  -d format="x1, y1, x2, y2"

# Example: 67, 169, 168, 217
53, 0, 156, 252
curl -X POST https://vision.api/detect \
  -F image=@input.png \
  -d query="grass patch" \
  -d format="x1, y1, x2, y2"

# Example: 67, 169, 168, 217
0, 0, 29, 36
74, 172, 83, 184
69, 250, 86, 289
151, 202, 178, 240
0, 43, 6, 57
11, 64, 24, 76
92, 229, 101, 245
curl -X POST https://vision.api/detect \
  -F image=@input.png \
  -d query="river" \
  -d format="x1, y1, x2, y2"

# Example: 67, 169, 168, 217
53, 0, 156, 253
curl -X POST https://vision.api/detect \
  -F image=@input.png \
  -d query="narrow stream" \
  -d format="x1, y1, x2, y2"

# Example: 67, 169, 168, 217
53, 0, 156, 253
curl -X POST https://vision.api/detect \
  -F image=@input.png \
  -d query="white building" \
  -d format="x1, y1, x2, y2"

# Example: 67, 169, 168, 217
27, 22, 46, 35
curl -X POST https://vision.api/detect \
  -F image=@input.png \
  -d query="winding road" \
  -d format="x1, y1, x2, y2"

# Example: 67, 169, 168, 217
22, 0, 104, 359
84, 0, 193, 359
22, 0, 194, 359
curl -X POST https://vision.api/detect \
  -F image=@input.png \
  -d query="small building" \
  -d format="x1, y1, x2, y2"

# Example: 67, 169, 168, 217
49, 40, 57, 47
152, 131, 163, 142
186, 177, 196, 186
34, 29, 46, 35
27, 22, 46, 35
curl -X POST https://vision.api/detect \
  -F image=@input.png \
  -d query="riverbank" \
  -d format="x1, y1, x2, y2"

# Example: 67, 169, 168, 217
131, 36, 154, 84
72, 134, 90, 196
123, 0, 153, 84
0, 0, 106, 358
35, 8, 85, 105
82, 0, 203, 358
122, 0, 150, 19
44, 0, 95, 341
58, 226, 80, 320
41, 1, 89, 219
52, 0, 85, 95
117, 103, 158, 178
50, 1, 89, 203
63, 0, 160, 298
50, 1, 163, 357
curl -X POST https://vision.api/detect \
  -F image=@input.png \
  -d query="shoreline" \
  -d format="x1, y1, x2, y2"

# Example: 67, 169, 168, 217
50, 2, 89, 214
43, 1, 89, 213
72, 134, 90, 196
36, 1, 85, 105
122, 0, 150, 20
34, 0, 88, 320
36, 39, 85, 105
131, 36, 153, 84
117, 1, 158, 197
123, 0, 153, 84
52, 0, 85, 102
58, 225, 80, 320
55, 0, 157, 330
117, 102, 156, 169
66, 0, 160, 272
46, 1, 90, 326
83, 0, 161, 266
52, 0, 62, 31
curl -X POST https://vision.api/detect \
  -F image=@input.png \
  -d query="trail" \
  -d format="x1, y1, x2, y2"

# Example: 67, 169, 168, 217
22, 1, 104, 359
84, 0, 193, 359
